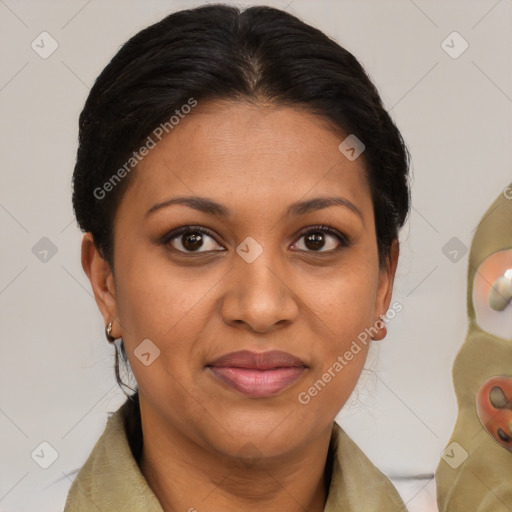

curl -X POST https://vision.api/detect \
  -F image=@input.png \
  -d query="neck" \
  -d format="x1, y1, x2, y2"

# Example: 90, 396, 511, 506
137, 404, 333, 512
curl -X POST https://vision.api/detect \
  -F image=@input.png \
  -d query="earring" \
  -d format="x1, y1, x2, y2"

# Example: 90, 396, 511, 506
377, 315, 388, 340
372, 315, 387, 341
105, 321, 116, 343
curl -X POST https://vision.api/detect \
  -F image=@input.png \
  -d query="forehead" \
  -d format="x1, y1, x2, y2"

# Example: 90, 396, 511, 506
116, 99, 372, 222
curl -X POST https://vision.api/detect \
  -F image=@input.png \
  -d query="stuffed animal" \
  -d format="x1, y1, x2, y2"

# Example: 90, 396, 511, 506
435, 183, 512, 511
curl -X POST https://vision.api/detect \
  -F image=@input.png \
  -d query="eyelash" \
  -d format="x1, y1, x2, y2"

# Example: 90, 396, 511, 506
160, 224, 351, 254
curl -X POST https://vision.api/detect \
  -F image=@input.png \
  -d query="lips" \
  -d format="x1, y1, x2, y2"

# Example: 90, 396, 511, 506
206, 350, 307, 398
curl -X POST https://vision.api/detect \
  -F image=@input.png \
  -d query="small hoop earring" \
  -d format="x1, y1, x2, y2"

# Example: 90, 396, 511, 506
105, 321, 116, 343
375, 318, 388, 340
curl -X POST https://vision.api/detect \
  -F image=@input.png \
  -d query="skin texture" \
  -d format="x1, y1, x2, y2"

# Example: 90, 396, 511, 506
435, 184, 512, 512
81, 100, 399, 512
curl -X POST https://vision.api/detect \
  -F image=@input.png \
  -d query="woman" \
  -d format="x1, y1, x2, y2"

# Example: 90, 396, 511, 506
65, 3, 411, 511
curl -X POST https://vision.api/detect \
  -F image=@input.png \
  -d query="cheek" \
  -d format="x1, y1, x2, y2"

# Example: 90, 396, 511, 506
296, 334, 370, 418
112, 251, 224, 399
113, 258, 214, 405
294, 258, 378, 410
114, 244, 216, 340
313, 255, 380, 341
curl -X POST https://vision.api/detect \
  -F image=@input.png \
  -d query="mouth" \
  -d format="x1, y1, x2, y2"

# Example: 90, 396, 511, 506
206, 350, 308, 398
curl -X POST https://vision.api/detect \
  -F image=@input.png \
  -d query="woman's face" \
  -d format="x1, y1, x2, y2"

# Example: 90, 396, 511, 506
84, 99, 397, 460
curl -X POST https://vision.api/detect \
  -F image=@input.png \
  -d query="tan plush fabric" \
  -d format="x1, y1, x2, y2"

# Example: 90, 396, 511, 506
64, 398, 407, 511
435, 185, 512, 511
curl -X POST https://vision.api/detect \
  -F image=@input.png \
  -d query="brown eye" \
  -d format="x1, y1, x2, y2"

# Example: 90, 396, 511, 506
163, 227, 224, 253
293, 225, 349, 253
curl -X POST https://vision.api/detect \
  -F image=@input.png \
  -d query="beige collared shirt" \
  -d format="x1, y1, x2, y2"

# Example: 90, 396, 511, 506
64, 399, 407, 511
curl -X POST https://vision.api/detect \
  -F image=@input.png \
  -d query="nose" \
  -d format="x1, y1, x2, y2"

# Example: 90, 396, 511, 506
476, 376, 512, 452
220, 243, 299, 333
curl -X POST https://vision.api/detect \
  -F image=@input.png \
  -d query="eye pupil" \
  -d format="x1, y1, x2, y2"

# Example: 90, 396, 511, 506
305, 232, 325, 251
183, 232, 203, 251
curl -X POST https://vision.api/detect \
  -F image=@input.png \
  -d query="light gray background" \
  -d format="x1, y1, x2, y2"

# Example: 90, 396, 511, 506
1, 1, 511, 511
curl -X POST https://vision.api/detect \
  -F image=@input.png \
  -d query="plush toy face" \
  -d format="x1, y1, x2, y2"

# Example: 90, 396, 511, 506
473, 250, 512, 451
476, 375, 512, 452
435, 185, 512, 512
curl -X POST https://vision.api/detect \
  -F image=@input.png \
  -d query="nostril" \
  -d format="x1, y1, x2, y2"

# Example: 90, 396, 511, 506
489, 386, 508, 409
497, 428, 511, 443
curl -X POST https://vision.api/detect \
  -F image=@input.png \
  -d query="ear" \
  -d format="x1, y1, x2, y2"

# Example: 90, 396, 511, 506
81, 233, 120, 338
373, 238, 399, 341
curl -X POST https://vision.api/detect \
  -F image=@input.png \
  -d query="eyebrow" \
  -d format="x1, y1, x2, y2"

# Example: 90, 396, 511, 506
145, 195, 363, 222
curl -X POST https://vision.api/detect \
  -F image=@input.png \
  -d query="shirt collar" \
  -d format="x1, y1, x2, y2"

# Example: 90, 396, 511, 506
64, 396, 406, 511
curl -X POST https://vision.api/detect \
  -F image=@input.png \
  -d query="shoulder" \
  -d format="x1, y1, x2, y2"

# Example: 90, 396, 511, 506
63, 397, 163, 512
325, 422, 407, 511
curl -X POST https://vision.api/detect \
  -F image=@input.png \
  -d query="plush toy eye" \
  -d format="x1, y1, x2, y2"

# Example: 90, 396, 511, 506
489, 269, 512, 311
489, 386, 509, 409
472, 250, 512, 340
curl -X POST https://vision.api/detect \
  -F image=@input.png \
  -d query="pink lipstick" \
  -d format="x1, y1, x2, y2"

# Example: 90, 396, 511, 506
206, 350, 307, 398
